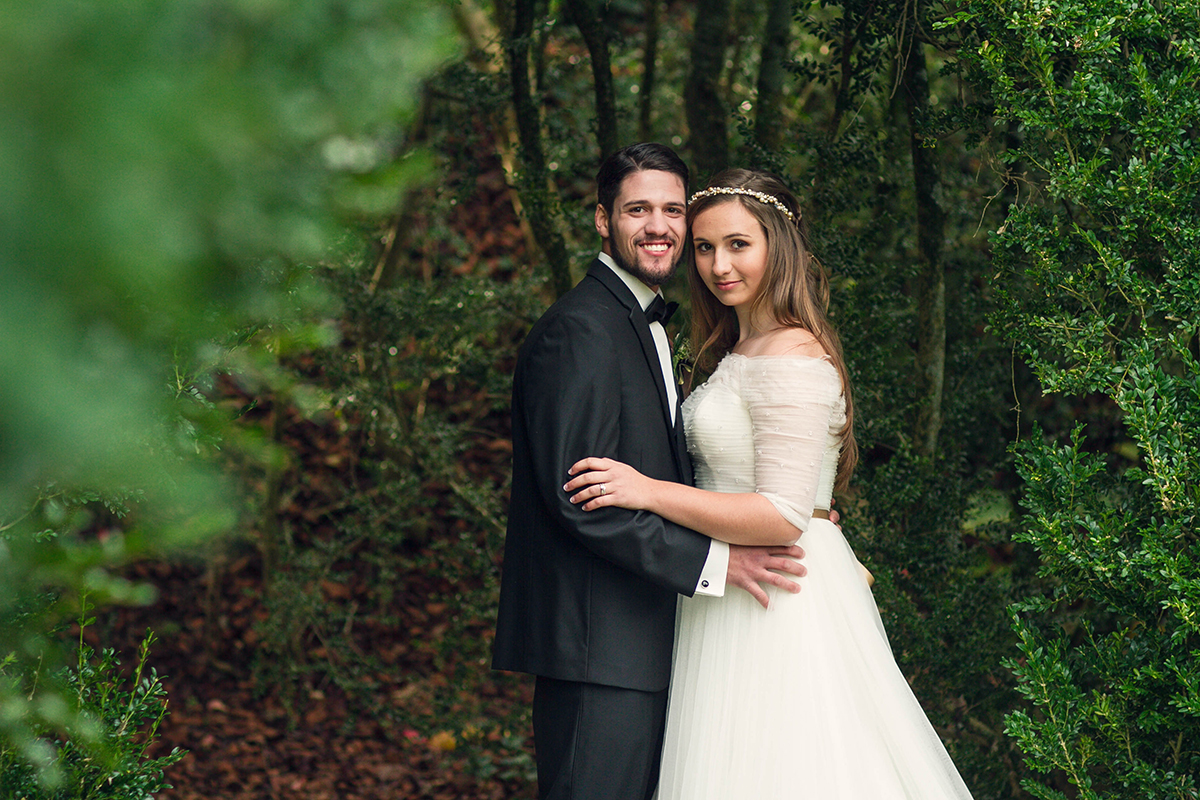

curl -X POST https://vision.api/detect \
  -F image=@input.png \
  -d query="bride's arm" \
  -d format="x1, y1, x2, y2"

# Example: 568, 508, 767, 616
564, 458, 801, 546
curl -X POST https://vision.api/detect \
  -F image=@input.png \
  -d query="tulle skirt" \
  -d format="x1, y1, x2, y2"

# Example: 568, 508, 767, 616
655, 518, 974, 799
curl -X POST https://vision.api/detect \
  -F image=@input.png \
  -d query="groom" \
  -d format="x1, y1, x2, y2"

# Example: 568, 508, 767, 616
493, 142, 806, 800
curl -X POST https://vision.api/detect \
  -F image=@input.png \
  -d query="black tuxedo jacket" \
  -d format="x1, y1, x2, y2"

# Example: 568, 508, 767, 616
492, 260, 711, 692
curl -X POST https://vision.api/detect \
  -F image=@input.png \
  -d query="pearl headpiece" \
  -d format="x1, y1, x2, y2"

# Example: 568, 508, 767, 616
688, 186, 797, 222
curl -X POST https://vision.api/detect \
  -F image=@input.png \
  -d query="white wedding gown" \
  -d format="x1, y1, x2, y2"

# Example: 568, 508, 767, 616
657, 353, 973, 799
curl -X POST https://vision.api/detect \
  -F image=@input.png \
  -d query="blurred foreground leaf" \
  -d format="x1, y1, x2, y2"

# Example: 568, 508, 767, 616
0, 0, 456, 785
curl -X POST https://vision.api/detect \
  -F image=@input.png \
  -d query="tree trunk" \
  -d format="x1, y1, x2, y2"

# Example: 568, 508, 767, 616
565, 0, 619, 159
639, 0, 662, 141
685, 0, 732, 180
755, 0, 792, 152
901, 34, 946, 459
828, 0, 879, 139
507, 0, 573, 297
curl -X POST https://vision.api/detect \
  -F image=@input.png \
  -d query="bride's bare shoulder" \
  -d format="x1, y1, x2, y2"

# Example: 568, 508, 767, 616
752, 327, 829, 359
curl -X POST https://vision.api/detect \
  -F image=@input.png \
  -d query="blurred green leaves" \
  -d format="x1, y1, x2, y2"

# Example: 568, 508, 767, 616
0, 0, 455, 783
1, 0, 454, 493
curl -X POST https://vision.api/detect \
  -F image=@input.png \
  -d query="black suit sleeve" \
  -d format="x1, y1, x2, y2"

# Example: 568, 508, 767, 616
516, 310, 709, 596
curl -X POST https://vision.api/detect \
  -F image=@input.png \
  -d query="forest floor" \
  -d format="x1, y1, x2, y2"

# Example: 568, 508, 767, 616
99, 554, 537, 800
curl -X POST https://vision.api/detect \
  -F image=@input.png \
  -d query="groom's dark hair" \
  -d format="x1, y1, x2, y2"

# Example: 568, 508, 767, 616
596, 143, 690, 215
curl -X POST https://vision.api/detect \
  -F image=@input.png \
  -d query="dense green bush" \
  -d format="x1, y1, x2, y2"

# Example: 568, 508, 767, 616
0, 617, 184, 798
951, 0, 1200, 795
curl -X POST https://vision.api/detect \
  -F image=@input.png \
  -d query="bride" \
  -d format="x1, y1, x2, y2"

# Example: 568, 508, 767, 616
564, 169, 974, 798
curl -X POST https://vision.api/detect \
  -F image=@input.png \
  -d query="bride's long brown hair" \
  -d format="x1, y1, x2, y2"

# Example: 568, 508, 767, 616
686, 168, 857, 490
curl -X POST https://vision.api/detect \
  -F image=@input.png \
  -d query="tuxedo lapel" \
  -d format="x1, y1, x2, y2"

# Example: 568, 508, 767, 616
627, 304, 675, 433
589, 263, 680, 453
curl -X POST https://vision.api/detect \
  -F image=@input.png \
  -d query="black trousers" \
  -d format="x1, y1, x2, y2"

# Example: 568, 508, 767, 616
533, 676, 669, 800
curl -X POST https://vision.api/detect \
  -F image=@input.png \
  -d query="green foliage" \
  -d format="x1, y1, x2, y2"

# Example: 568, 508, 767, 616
1, 0, 455, 780
1, 0, 453, 498
0, 616, 185, 797
1005, 430, 1198, 799
949, 0, 1200, 794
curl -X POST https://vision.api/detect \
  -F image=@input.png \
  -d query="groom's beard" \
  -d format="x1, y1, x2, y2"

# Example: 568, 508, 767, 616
611, 236, 685, 289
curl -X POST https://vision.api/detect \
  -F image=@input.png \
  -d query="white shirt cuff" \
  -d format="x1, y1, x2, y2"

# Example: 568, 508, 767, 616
694, 539, 729, 597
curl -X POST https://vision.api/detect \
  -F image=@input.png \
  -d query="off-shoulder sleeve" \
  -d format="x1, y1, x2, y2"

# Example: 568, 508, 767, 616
740, 356, 843, 534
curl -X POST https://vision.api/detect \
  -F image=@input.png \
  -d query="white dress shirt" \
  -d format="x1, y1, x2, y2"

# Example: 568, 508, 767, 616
598, 253, 729, 597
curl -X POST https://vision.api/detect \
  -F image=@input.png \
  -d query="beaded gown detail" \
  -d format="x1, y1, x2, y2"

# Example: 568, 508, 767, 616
655, 353, 973, 799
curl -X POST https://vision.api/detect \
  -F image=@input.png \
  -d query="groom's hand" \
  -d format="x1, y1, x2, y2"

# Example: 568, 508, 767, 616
727, 544, 806, 609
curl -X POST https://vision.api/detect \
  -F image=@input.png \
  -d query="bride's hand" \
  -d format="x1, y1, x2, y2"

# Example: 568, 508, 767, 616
564, 457, 655, 512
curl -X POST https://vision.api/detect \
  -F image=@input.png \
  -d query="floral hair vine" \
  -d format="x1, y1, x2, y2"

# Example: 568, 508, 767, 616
688, 186, 798, 222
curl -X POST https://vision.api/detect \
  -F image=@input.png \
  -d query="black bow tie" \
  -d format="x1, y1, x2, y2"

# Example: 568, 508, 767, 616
646, 295, 678, 325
